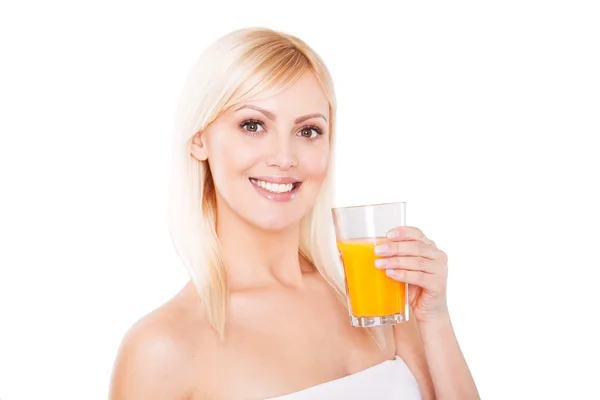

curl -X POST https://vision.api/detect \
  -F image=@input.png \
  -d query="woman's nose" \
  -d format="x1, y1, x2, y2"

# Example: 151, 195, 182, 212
265, 135, 298, 170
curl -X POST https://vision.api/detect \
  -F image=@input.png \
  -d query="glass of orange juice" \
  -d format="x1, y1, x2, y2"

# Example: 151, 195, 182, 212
332, 202, 408, 327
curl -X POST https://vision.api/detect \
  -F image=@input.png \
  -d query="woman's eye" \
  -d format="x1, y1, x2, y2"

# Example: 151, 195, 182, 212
298, 127, 322, 139
241, 120, 265, 134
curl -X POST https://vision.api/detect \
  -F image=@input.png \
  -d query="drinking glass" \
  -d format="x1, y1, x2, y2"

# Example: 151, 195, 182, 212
332, 202, 409, 327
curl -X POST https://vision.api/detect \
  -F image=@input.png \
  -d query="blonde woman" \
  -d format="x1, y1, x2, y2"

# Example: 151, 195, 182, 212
109, 27, 479, 400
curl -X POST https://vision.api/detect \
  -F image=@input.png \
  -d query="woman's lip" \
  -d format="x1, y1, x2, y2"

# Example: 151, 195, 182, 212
250, 179, 302, 202
249, 176, 302, 184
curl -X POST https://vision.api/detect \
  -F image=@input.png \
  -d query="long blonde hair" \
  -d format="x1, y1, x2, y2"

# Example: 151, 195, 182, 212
168, 27, 346, 338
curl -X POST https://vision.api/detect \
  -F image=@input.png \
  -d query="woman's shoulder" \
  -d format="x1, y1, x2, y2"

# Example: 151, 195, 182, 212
109, 281, 214, 399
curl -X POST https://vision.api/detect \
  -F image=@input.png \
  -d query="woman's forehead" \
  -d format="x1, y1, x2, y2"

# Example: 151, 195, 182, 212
229, 72, 330, 120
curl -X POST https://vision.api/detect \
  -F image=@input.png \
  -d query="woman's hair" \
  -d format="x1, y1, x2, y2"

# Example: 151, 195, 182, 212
168, 27, 346, 338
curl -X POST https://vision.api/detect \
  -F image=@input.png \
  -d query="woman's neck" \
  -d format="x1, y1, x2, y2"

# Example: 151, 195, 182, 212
215, 201, 311, 291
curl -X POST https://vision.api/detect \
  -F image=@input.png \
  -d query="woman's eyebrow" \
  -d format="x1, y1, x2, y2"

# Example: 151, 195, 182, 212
234, 104, 328, 124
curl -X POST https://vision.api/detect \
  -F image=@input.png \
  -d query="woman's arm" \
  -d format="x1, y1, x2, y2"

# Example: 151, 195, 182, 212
393, 316, 436, 399
417, 313, 480, 399
378, 225, 480, 399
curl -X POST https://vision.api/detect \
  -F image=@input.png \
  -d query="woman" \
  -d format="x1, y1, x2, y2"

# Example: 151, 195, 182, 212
109, 27, 479, 399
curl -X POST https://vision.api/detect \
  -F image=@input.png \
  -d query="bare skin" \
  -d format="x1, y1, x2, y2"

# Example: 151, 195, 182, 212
109, 72, 440, 399
109, 273, 433, 399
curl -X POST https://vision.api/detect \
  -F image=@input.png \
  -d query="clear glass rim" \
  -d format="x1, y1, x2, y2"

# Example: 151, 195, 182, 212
331, 201, 406, 211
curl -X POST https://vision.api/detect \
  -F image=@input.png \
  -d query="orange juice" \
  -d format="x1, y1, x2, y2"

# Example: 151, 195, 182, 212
337, 238, 406, 318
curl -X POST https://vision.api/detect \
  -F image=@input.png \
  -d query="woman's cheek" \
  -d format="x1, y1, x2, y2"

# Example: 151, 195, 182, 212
304, 147, 330, 178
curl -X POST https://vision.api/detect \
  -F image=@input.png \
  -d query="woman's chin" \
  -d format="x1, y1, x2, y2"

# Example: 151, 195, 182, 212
247, 215, 301, 233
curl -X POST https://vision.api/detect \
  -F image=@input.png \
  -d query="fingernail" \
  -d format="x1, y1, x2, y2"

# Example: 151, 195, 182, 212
387, 230, 400, 239
374, 244, 388, 255
374, 259, 388, 268
385, 269, 398, 278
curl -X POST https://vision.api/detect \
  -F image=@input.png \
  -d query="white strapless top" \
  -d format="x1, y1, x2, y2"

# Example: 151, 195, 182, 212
265, 356, 422, 399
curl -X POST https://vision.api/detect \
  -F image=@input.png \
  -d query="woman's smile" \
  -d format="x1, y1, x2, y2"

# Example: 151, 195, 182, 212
249, 176, 303, 202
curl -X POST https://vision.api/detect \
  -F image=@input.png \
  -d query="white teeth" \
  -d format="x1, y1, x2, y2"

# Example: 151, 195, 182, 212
251, 179, 295, 193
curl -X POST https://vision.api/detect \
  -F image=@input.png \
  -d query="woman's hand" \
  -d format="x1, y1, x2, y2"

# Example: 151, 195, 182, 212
373, 226, 449, 325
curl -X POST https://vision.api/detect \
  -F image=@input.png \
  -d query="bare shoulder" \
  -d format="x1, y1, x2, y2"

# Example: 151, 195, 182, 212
109, 282, 211, 399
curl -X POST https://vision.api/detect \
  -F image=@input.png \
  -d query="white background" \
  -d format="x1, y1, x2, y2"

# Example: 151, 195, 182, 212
1, 1, 599, 399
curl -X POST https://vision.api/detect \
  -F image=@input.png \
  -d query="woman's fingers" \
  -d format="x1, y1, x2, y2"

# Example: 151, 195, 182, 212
374, 255, 435, 273
386, 226, 435, 246
374, 240, 439, 260
385, 268, 446, 292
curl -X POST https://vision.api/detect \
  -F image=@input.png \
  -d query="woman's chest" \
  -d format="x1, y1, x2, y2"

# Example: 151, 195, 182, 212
189, 289, 394, 399
194, 335, 389, 400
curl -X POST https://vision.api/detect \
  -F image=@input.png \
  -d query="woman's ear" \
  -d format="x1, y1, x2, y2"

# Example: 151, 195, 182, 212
190, 130, 208, 161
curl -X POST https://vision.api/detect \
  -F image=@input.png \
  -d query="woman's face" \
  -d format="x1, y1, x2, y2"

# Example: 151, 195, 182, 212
191, 72, 331, 232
